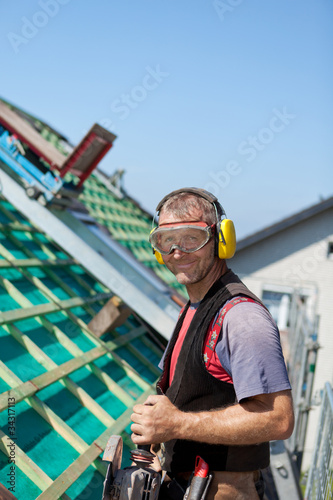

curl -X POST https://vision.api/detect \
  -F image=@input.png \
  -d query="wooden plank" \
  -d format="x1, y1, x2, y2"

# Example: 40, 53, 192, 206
2, 324, 116, 428
0, 221, 42, 233
36, 386, 156, 500
0, 326, 146, 411
88, 296, 132, 337
0, 362, 37, 410
141, 333, 165, 359
27, 395, 107, 476
2, 229, 109, 314
111, 325, 161, 377
110, 350, 151, 391
0, 252, 154, 403
0, 256, 150, 383
36, 442, 104, 500
1, 291, 149, 414
0, 363, 106, 475
3, 322, 60, 372
0, 263, 153, 394
0, 234, 104, 320
0, 290, 113, 325
0, 302, 56, 324
0, 100, 66, 168
87, 362, 135, 407
1, 252, 110, 333
0, 237, 100, 335
0, 343, 106, 410
0, 257, 75, 268
0, 430, 54, 494
28, 230, 110, 296
0, 483, 17, 499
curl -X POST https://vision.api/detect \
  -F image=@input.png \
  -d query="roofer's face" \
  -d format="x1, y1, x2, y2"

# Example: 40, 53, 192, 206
158, 209, 216, 286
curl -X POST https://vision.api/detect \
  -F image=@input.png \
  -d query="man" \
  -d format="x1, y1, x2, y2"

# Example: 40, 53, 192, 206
131, 188, 294, 499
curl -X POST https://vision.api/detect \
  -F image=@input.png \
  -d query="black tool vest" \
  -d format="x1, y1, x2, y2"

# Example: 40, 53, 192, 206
156, 269, 270, 474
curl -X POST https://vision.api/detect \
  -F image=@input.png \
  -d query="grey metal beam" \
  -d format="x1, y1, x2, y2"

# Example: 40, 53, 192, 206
0, 169, 177, 339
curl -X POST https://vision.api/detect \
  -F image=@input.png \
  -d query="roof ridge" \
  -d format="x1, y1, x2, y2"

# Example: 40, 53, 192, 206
237, 195, 333, 250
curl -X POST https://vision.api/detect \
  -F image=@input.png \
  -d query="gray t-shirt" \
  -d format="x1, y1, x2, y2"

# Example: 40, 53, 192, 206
214, 299, 291, 402
159, 298, 291, 403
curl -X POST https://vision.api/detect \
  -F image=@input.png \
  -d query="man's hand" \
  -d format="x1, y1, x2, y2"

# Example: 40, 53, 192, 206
131, 395, 182, 445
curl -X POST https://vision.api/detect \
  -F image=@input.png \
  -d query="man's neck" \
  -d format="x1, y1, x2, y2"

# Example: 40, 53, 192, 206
186, 261, 228, 303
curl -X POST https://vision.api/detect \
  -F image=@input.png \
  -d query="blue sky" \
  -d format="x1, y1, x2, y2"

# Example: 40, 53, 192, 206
1, 0, 332, 238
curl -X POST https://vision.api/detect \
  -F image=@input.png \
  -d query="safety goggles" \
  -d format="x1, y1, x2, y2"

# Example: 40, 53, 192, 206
149, 222, 215, 255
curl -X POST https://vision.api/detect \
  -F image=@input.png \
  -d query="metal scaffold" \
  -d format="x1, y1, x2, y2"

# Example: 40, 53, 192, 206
270, 292, 333, 500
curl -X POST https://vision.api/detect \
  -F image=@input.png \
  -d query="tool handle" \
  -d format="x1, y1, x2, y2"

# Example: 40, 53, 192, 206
194, 456, 209, 478
184, 457, 211, 500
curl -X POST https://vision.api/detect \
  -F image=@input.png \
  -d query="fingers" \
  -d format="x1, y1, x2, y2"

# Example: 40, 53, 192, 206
144, 394, 161, 406
130, 403, 158, 444
133, 395, 167, 414
130, 406, 152, 441
130, 395, 179, 445
131, 431, 150, 445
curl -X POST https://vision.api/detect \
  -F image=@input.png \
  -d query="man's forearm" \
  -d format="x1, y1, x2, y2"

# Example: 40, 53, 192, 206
176, 392, 294, 445
131, 391, 294, 446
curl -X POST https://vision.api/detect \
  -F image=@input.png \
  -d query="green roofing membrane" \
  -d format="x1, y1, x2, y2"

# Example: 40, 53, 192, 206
0, 194, 163, 499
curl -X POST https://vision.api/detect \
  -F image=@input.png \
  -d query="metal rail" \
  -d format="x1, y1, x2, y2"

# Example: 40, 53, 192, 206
287, 294, 320, 470
304, 382, 333, 500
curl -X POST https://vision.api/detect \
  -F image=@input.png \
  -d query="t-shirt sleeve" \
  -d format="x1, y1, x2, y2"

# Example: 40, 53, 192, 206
215, 301, 291, 402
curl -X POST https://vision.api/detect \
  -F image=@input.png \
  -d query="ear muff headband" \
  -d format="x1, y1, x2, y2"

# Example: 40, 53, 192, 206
155, 187, 218, 213
152, 188, 236, 263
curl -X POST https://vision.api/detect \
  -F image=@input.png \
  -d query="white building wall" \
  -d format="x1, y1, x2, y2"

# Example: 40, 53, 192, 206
230, 207, 333, 470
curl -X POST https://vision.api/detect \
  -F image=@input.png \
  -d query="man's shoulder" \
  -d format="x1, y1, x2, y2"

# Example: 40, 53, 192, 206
218, 269, 264, 306
223, 295, 273, 322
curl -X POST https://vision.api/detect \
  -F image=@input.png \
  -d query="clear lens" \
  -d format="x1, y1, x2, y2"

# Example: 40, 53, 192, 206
150, 225, 212, 254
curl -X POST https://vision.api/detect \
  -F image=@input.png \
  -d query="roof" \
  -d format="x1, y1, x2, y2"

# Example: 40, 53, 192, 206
0, 96, 188, 499
0, 97, 187, 299
0, 193, 164, 499
236, 196, 333, 252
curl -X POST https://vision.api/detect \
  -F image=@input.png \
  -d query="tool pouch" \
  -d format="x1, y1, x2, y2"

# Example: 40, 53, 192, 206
184, 473, 213, 500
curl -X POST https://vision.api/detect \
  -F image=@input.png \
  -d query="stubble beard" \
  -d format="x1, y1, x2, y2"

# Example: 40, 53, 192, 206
171, 246, 216, 286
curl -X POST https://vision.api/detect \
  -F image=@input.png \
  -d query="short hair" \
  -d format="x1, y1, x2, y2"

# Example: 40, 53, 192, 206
159, 192, 222, 225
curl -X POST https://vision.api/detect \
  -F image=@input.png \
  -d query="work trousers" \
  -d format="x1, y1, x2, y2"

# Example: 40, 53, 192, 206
160, 470, 265, 500
204, 470, 264, 499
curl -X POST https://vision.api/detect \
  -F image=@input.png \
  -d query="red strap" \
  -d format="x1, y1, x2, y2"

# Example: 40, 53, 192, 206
203, 297, 257, 368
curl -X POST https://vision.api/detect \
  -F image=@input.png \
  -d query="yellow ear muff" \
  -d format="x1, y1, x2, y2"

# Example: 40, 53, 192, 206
218, 219, 236, 259
149, 227, 165, 264
154, 250, 165, 265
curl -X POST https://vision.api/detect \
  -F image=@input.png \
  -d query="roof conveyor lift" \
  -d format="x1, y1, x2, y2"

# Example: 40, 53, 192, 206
0, 100, 116, 206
